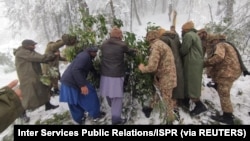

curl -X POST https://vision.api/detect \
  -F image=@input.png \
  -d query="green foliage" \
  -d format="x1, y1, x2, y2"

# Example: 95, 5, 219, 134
146, 22, 160, 32
113, 18, 123, 28
63, 8, 158, 108
123, 32, 154, 106
40, 75, 51, 86
35, 111, 72, 125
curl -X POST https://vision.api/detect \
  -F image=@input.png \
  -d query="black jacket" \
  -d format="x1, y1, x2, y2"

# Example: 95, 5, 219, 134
100, 37, 134, 77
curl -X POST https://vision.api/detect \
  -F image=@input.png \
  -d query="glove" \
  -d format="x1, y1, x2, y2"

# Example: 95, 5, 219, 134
243, 70, 250, 76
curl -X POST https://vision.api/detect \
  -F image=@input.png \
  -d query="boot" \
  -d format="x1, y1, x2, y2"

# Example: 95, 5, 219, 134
20, 111, 30, 123
180, 98, 190, 112
53, 88, 60, 95
142, 106, 153, 118
207, 81, 218, 90
112, 118, 127, 125
190, 101, 207, 116
45, 101, 59, 111
211, 112, 234, 125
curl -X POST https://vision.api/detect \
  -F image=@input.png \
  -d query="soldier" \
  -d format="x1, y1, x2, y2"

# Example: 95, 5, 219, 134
204, 34, 242, 124
180, 21, 207, 116
42, 35, 72, 96
157, 28, 184, 118
197, 29, 217, 89
138, 30, 177, 124
197, 28, 211, 57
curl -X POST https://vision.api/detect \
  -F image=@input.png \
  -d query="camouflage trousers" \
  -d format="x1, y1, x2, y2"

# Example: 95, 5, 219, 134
51, 77, 59, 90
215, 78, 235, 113
150, 87, 175, 123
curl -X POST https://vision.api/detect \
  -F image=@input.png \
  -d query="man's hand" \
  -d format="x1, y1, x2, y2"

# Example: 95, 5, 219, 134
138, 63, 145, 71
7, 79, 22, 100
81, 86, 89, 95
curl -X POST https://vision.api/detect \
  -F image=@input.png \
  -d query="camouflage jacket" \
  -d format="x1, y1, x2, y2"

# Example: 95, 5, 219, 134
140, 39, 177, 89
205, 42, 241, 81
42, 40, 66, 76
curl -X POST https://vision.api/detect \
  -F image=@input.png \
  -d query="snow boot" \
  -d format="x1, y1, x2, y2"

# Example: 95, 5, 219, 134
190, 101, 207, 116
142, 106, 153, 118
211, 112, 234, 125
45, 102, 59, 111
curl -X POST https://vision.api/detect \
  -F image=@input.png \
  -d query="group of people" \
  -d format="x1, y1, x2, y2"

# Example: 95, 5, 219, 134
0, 34, 78, 132
139, 20, 250, 125
1, 20, 250, 132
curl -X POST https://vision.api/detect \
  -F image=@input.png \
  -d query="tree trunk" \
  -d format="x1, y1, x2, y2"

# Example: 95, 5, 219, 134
133, 0, 141, 25
130, 0, 132, 32
42, 15, 50, 41
153, 0, 157, 15
65, 0, 73, 27
168, 3, 172, 22
225, 0, 234, 23
208, 4, 214, 22
110, 0, 116, 19
162, 0, 167, 13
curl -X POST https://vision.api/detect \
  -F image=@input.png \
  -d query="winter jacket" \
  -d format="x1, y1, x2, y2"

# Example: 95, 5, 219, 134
42, 40, 66, 77
14, 46, 56, 110
160, 32, 184, 99
180, 29, 203, 99
0, 86, 24, 133
100, 37, 135, 77
60, 48, 97, 89
204, 42, 241, 82
140, 39, 177, 89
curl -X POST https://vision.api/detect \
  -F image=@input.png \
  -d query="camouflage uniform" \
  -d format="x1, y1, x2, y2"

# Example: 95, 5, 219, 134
197, 29, 213, 77
204, 42, 241, 113
42, 40, 66, 93
140, 30, 177, 123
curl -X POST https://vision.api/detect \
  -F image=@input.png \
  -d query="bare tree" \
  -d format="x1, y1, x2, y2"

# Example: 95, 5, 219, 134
109, 0, 116, 19
162, 0, 167, 13
133, 0, 142, 25
225, 0, 234, 23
